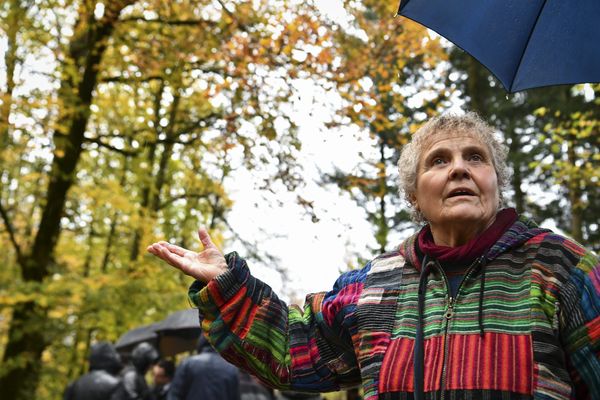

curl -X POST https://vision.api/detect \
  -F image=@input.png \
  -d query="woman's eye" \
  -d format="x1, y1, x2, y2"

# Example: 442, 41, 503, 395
432, 158, 445, 165
470, 154, 483, 162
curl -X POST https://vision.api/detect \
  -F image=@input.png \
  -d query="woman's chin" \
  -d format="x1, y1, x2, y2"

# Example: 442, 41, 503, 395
436, 207, 495, 229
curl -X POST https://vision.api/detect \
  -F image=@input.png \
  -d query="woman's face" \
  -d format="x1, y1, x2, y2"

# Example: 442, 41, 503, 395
413, 132, 499, 239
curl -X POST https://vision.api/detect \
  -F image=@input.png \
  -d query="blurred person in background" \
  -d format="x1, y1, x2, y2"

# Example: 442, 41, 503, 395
239, 369, 275, 400
168, 335, 240, 400
277, 390, 322, 400
152, 359, 176, 400
63, 341, 123, 400
113, 342, 159, 400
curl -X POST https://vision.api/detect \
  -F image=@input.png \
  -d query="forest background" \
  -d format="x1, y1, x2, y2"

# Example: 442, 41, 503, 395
0, 1, 598, 399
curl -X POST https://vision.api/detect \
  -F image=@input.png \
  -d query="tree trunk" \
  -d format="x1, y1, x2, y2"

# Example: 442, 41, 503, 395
0, 3, 135, 398
151, 91, 180, 212
506, 122, 525, 213
567, 140, 584, 243
129, 81, 164, 262
466, 57, 486, 115
83, 215, 96, 277
102, 153, 131, 272
130, 84, 180, 261
376, 141, 388, 253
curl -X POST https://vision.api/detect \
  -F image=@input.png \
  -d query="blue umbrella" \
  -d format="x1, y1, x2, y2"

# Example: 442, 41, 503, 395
396, 0, 600, 92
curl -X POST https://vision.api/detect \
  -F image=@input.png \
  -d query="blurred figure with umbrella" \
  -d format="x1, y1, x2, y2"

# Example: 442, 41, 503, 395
115, 310, 202, 360
115, 323, 159, 360
113, 342, 159, 400
168, 335, 240, 400
154, 309, 202, 357
63, 341, 123, 400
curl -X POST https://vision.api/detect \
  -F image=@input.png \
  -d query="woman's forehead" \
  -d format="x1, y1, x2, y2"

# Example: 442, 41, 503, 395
420, 129, 488, 153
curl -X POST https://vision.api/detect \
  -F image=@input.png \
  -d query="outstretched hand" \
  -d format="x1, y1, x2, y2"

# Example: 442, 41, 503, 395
146, 228, 228, 283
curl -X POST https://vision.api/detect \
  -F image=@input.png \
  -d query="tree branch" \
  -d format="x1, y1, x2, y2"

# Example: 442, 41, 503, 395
221, 217, 285, 275
84, 137, 140, 156
158, 193, 210, 210
100, 74, 165, 84
0, 199, 24, 264
215, 0, 249, 32
120, 16, 218, 27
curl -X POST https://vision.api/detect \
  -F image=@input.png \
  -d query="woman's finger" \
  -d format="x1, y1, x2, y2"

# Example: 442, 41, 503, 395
146, 243, 166, 257
198, 227, 217, 250
163, 242, 189, 257
158, 246, 185, 270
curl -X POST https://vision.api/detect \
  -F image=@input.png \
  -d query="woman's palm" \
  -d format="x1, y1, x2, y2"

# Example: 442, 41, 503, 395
147, 228, 227, 282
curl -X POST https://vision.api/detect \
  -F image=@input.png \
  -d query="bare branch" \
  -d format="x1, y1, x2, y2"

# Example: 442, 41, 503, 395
84, 137, 140, 156
0, 199, 24, 264
215, 0, 249, 32
158, 193, 210, 210
120, 16, 218, 27
221, 217, 285, 275
100, 74, 165, 84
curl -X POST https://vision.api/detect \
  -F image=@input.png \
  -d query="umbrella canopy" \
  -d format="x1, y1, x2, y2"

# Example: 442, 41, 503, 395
114, 322, 160, 355
154, 309, 202, 357
114, 309, 202, 358
155, 308, 202, 331
396, 0, 600, 92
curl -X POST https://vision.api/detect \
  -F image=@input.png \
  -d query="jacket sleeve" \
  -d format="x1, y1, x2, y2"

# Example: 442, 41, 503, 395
63, 382, 75, 400
559, 243, 600, 399
167, 359, 190, 400
227, 367, 241, 400
119, 370, 140, 400
188, 252, 366, 392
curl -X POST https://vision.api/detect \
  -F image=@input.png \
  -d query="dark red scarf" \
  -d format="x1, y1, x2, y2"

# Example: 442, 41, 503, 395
417, 208, 518, 266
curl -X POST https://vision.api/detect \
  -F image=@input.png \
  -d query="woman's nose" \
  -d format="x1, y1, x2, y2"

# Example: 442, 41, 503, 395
449, 158, 470, 179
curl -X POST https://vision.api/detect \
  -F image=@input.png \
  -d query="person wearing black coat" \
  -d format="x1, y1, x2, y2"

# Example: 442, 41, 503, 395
168, 336, 240, 400
113, 342, 159, 400
63, 341, 123, 400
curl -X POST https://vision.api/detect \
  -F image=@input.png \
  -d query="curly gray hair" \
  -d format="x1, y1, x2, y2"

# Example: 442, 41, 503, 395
398, 112, 511, 222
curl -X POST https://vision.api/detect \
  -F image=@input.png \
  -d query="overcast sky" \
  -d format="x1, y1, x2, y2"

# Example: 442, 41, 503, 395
221, 1, 409, 301
223, 79, 381, 301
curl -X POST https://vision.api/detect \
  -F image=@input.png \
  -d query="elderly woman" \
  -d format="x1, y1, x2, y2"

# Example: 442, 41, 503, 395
147, 113, 600, 399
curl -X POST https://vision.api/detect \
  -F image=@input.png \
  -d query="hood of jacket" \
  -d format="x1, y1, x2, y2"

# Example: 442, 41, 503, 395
399, 212, 549, 270
89, 341, 122, 374
131, 342, 159, 372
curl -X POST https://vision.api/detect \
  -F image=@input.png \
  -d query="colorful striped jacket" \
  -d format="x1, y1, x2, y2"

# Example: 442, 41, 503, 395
189, 216, 600, 399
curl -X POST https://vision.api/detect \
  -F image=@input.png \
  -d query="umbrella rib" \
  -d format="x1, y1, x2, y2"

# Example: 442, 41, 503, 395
509, 0, 548, 92
394, 0, 410, 17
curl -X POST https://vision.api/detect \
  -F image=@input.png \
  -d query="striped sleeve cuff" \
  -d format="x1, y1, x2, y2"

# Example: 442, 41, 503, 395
187, 251, 249, 307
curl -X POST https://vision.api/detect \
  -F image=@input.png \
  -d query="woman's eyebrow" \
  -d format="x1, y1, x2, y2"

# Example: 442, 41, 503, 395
461, 145, 489, 155
423, 147, 450, 161
463, 144, 485, 151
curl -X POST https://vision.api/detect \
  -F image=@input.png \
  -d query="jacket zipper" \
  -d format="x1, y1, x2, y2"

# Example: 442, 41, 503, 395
436, 257, 482, 400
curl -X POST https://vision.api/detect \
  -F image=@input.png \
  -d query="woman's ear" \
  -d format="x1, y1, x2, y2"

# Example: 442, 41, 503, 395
410, 194, 420, 211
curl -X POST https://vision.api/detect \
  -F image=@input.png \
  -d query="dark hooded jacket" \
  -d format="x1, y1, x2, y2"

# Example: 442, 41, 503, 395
113, 342, 159, 400
168, 336, 240, 400
63, 342, 123, 400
